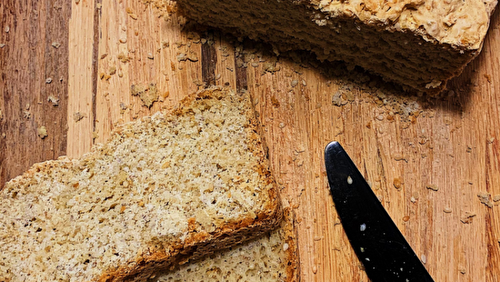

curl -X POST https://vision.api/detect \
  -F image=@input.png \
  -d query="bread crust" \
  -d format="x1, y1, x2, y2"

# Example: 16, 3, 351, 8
1, 87, 281, 282
176, 0, 497, 94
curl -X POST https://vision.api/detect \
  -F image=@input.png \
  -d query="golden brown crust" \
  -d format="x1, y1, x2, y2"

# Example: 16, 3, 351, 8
2, 87, 281, 282
92, 88, 282, 282
176, 0, 496, 95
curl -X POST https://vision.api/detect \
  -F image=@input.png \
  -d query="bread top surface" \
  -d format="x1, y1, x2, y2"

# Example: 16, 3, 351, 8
306, 0, 495, 49
152, 208, 298, 282
0, 88, 280, 281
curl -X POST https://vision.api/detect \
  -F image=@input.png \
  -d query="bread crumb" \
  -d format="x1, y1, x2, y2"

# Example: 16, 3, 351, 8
73, 112, 87, 122
270, 96, 280, 108
160, 91, 170, 101
460, 212, 476, 224
118, 52, 130, 63
493, 195, 500, 202
52, 42, 61, 49
48, 95, 59, 106
421, 254, 427, 264
488, 137, 495, 144
119, 102, 128, 114
0, 43, 5, 48
477, 192, 493, 208
403, 215, 410, 222
119, 37, 127, 44
312, 265, 318, 274
46, 78, 53, 84
426, 184, 439, 192
1, 132, 5, 138
131, 83, 158, 108
37, 126, 48, 139
109, 66, 117, 76
263, 62, 280, 73
126, 7, 138, 20
187, 51, 198, 62
332, 91, 348, 107
484, 74, 492, 83
4, 26, 10, 33
410, 196, 417, 203
92, 131, 99, 139
393, 178, 402, 190
443, 207, 452, 213
393, 153, 408, 162
0, 109, 3, 120
23, 110, 31, 119
148, 53, 154, 60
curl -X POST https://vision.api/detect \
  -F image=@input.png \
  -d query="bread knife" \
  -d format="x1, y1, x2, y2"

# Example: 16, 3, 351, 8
324, 141, 434, 282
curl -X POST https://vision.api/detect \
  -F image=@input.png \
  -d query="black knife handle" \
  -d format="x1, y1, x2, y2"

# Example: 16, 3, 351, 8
325, 141, 434, 282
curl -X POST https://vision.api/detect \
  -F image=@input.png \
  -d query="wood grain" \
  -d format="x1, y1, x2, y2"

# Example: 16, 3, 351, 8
1, 0, 500, 281
0, 0, 71, 188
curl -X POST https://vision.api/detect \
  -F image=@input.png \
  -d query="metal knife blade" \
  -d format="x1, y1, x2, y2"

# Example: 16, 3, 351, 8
324, 141, 434, 282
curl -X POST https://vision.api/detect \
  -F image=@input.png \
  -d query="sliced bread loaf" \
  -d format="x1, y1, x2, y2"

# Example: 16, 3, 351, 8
0, 88, 281, 281
177, 0, 497, 94
151, 208, 299, 282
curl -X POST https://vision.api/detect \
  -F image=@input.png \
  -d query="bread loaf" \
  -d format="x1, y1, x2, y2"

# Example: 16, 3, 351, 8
0, 88, 281, 281
152, 209, 299, 282
177, 0, 497, 94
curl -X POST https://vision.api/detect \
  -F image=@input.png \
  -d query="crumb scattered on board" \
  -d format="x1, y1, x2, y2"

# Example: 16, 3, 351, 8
143, 0, 177, 19
477, 192, 493, 208
126, 7, 138, 20
73, 112, 87, 122
118, 52, 131, 63
48, 95, 59, 106
426, 184, 439, 192
37, 126, 48, 139
460, 212, 476, 224
393, 178, 402, 190
131, 83, 158, 108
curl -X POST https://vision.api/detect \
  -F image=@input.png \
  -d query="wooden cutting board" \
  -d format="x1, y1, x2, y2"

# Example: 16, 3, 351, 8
1, 1, 500, 281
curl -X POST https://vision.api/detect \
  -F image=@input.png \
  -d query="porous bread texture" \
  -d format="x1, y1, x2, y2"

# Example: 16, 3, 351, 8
0, 88, 281, 282
152, 209, 299, 282
177, 0, 497, 94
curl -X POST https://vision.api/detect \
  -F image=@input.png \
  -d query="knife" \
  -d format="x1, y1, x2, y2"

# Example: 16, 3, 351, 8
324, 141, 434, 282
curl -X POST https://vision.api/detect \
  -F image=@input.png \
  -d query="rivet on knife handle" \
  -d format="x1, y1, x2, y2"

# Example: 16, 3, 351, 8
324, 141, 434, 282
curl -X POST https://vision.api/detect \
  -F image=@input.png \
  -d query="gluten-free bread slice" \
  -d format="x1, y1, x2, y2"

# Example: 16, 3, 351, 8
0, 88, 281, 282
177, 0, 497, 94
152, 208, 299, 282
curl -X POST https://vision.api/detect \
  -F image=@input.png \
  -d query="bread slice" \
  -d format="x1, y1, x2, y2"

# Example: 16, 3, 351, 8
0, 88, 281, 282
177, 0, 497, 94
151, 208, 299, 282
